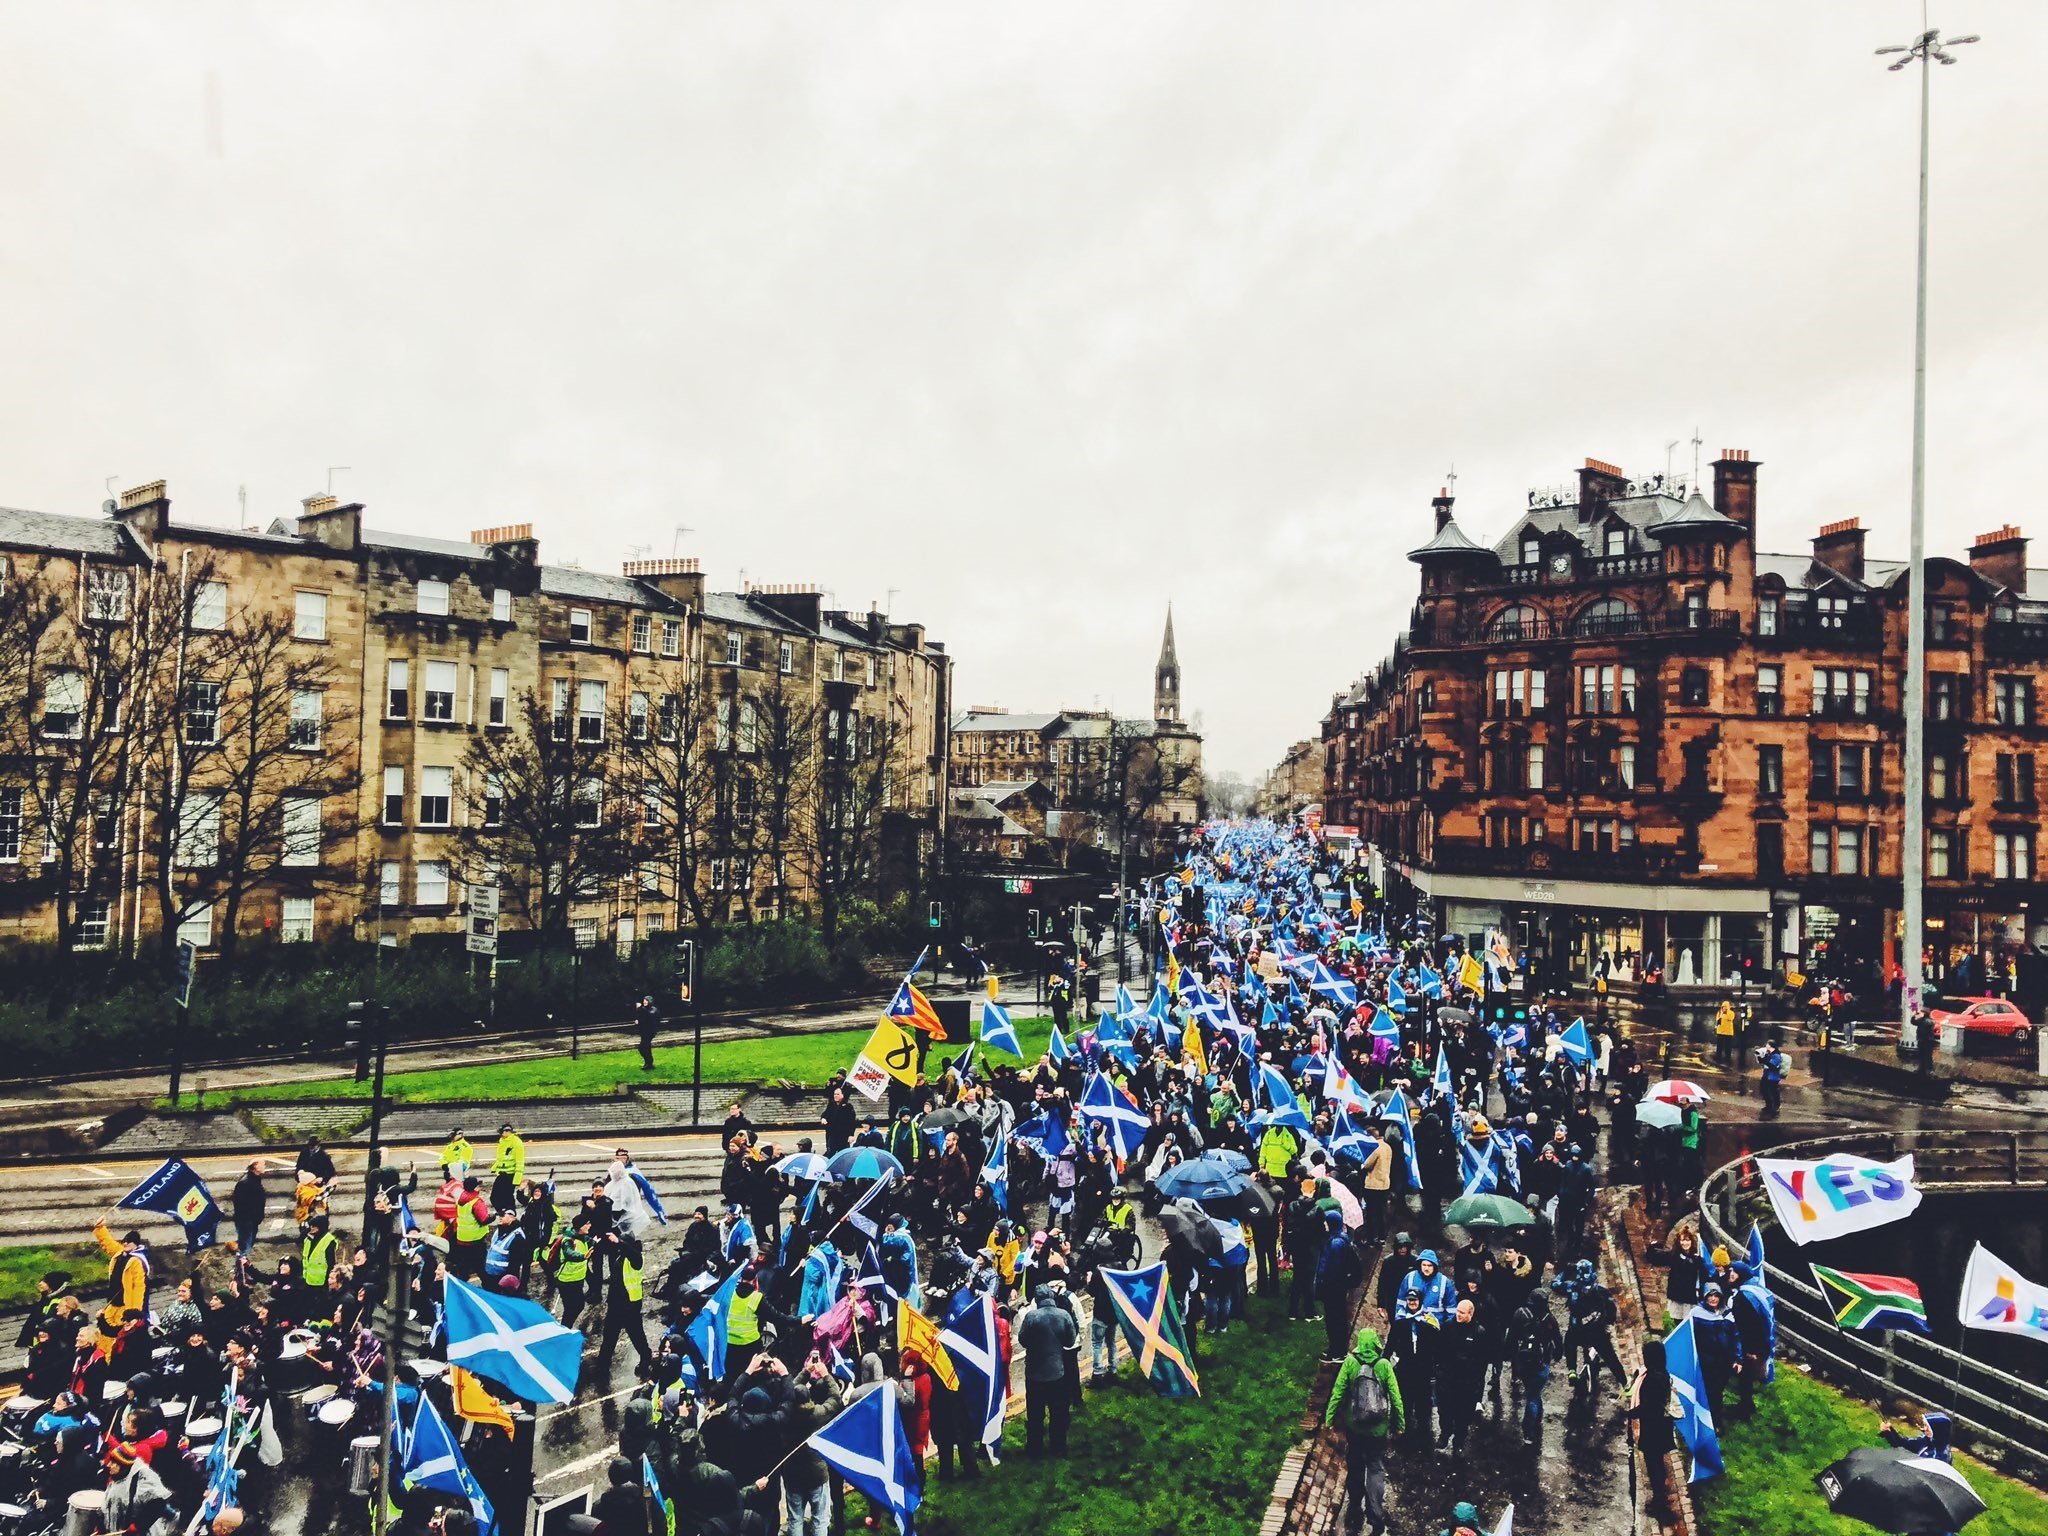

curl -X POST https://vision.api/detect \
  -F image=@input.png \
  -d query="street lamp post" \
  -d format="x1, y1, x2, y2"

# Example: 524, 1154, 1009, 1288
1879, 25, 1977, 1053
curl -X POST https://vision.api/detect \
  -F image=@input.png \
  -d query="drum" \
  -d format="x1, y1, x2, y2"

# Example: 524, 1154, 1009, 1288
62, 1487, 105, 1536
159, 1399, 190, 1433
0, 1397, 44, 1421
98, 1380, 127, 1405
316, 1398, 357, 1429
278, 1331, 317, 1362
410, 1359, 448, 1381
185, 1416, 222, 1449
347, 1435, 380, 1497
302, 1384, 338, 1406
150, 1346, 176, 1363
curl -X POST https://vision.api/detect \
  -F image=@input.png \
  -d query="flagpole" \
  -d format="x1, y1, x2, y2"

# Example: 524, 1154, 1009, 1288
374, 1202, 406, 1536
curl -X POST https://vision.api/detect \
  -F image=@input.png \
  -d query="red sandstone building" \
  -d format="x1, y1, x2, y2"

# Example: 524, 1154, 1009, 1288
1322, 452, 2048, 1002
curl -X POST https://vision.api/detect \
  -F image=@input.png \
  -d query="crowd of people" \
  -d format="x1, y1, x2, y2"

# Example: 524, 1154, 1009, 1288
0, 818, 1775, 1536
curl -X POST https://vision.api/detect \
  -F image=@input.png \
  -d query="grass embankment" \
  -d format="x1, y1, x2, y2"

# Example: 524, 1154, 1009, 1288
1697, 1366, 2048, 1536
877, 1299, 1321, 1536
184, 1018, 1059, 1109
0, 1242, 112, 1310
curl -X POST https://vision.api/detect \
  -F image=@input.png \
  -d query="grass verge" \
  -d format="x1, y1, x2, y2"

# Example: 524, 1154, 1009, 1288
0, 1242, 113, 1311
873, 1299, 1320, 1536
178, 1018, 1057, 1109
1697, 1365, 2048, 1536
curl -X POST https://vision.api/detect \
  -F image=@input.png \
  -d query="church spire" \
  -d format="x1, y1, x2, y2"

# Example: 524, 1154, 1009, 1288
1154, 605, 1181, 723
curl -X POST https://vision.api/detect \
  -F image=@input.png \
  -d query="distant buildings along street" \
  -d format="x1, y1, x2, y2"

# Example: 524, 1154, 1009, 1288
1319, 450, 2048, 1008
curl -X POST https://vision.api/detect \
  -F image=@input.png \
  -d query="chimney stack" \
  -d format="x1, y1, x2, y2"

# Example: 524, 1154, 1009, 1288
1970, 524, 2028, 594
1577, 458, 1627, 524
1431, 488, 1454, 531
471, 522, 540, 569
623, 555, 706, 610
112, 479, 170, 541
1813, 517, 1866, 583
1711, 449, 1758, 530
297, 493, 361, 551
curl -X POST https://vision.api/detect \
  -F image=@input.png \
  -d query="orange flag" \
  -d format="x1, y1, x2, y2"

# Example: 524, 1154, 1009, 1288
451, 1365, 515, 1434
898, 1299, 959, 1390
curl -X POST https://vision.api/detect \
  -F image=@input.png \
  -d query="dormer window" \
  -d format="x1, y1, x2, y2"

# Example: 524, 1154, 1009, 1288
1520, 537, 1541, 567
1604, 527, 1627, 557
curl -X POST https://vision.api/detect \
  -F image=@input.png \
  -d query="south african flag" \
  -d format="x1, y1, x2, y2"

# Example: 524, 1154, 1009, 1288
1811, 1263, 1930, 1334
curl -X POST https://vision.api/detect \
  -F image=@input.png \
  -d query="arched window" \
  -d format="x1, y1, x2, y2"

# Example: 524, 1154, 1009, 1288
1487, 604, 1543, 642
1574, 596, 1638, 638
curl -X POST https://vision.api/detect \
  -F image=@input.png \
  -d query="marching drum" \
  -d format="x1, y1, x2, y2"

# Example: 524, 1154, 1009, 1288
185, 1416, 222, 1451
301, 1384, 338, 1420
98, 1381, 127, 1407
316, 1398, 357, 1430
410, 1359, 449, 1382
62, 1488, 105, 1536
347, 1435, 380, 1496
0, 1397, 43, 1424
278, 1330, 318, 1362
159, 1399, 190, 1436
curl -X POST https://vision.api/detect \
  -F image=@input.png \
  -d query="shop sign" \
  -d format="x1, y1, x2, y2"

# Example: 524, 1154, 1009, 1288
1522, 883, 1558, 903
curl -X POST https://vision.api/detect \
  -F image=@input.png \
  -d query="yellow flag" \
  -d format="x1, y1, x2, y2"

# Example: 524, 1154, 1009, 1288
898, 1298, 959, 1390
1165, 953, 1181, 997
858, 1018, 922, 1086
1458, 954, 1485, 995
1184, 1019, 1208, 1078
451, 1365, 515, 1434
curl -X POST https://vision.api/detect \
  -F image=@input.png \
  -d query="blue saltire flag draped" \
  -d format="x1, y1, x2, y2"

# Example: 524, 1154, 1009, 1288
938, 1293, 1008, 1453
1080, 1072, 1149, 1160
1417, 963, 1445, 1000
1387, 977, 1411, 1016
1098, 1263, 1201, 1397
1738, 1223, 1778, 1383
1461, 1134, 1513, 1196
808, 1383, 923, 1533
1384, 1088, 1425, 1190
403, 1393, 497, 1534
683, 1265, 744, 1388
1047, 1021, 1072, 1065
117, 1158, 222, 1253
979, 1001, 1022, 1057
1662, 1315, 1724, 1481
444, 1276, 585, 1405
1432, 1044, 1454, 1102
1558, 1018, 1593, 1068
982, 1134, 1008, 1214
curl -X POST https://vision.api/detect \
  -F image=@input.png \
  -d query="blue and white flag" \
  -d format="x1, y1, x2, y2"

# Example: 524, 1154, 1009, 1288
1307, 959, 1357, 1012
1432, 1044, 1454, 1102
1322, 1053, 1373, 1113
1387, 977, 1410, 1016
1417, 963, 1445, 1000
1663, 1316, 1725, 1481
1367, 1005, 1401, 1046
644, 1455, 675, 1536
979, 1001, 1022, 1057
1461, 1135, 1505, 1196
403, 1394, 497, 1534
809, 1382, 922, 1532
939, 1293, 1008, 1452
444, 1276, 585, 1405
1081, 1072, 1149, 1161
1383, 1088, 1424, 1190
983, 1134, 1008, 1214
1048, 1021, 1072, 1065
1115, 983, 1138, 1022
1329, 1108, 1381, 1162
629, 1167, 669, 1226
116, 1158, 221, 1253
684, 1266, 744, 1388
1558, 1018, 1593, 1068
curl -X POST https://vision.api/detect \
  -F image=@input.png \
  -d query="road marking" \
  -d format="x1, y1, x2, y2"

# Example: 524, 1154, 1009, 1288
76, 1166, 117, 1180
576, 1142, 618, 1155
532, 1384, 634, 1433
535, 1445, 624, 1485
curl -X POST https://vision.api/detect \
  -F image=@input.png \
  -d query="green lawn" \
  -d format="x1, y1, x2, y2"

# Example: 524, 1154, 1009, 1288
0, 1242, 113, 1311
896, 1300, 1321, 1536
1697, 1366, 2048, 1536
185, 1017, 1057, 1108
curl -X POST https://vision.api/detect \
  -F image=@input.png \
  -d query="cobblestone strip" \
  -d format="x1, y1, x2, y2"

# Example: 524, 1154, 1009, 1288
1262, 1249, 1391, 1535
1605, 1189, 1700, 1536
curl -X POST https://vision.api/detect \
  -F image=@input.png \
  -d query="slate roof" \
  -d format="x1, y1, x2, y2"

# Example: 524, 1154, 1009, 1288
539, 565, 678, 609
700, 592, 812, 635
953, 712, 1060, 735
1408, 515, 1489, 560
364, 527, 489, 561
0, 505, 142, 559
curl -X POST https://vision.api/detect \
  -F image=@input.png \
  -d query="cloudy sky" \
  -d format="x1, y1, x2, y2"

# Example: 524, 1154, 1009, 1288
3, 3, 2043, 778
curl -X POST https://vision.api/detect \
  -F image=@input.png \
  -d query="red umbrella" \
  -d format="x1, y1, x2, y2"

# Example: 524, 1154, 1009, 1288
1646, 1079, 1711, 1105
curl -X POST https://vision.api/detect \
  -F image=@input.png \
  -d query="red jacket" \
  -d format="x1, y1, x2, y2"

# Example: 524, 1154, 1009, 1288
901, 1362, 934, 1454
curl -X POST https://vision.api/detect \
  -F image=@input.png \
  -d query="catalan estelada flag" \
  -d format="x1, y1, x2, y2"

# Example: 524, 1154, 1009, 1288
887, 980, 947, 1040
1810, 1263, 1929, 1334
1099, 1262, 1200, 1397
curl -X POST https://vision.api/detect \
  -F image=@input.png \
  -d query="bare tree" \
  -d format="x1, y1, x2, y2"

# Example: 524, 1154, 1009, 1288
631, 656, 719, 932
806, 692, 911, 941
452, 685, 640, 941
737, 672, 819, 921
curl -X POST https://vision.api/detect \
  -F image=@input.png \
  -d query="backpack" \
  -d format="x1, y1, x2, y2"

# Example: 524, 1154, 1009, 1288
1342, 1363, 1391, 1434
1511, 1305, 1560, 1367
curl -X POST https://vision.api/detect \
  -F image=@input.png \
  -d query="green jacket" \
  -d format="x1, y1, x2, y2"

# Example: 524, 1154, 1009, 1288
1325, 1326, 1405, 1441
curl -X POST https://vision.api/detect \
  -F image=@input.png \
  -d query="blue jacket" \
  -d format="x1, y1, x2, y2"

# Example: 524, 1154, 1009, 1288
799, 1242, 841, 1318
1396, 1255, 1457, 1323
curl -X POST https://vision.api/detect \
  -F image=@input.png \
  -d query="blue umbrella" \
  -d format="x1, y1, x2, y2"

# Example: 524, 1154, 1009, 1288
774, 1152, 833, 1181
826, 1147, 905, 1183
1202, 1148, 1253, 1174
1154, 1156, 1251, 1203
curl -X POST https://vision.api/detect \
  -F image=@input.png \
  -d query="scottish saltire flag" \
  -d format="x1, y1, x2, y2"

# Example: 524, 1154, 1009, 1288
808, 1382, 922, 1532
1810, 1264, 1929, 1334
1047, 1021, 1072, 1065
1739, 1224, 1777, 1380
683, 1266, 743, 1387
444, 1277, 584, 1404
644, 1455, 676, 1536
1663, 1316, 1724, 1481
1081, 1072, 1148, 1160
1146, 984, 1171, 1023
983, 1134, 1008, 1214
1384, 1088, 1424, 1190
939, 1293, 1008, 1452
1417, 963, 1445, 1000
1307, 959, 1358, 1011
629, 1167, 669, 1226
951, 1041, 978, 1083
1256, 1061, 1297, 1111
1261, 998, 1283, 1029
979, 1001, 1022, 1057
1115, 983, 1138, 1021
117, 1158, 222, 1253
1558, 1018, 1593, 1067
1368, 1006, 1402, 1046
403, 1394, 497, 1534
1387, 977, 1410, 1016
1099, 1263, 1201, 1397
1461, 1135, 1505, 1196
1498, 1017, 1529, 1052
1432, 1044, 1454, 1101
1014, 1107, 1072, 1162
856, 1243, 895, 1301
1329, 1108, 1380, 1162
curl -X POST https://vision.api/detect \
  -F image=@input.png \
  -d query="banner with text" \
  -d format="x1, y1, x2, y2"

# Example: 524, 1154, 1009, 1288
1755, 1152, 1922, 1246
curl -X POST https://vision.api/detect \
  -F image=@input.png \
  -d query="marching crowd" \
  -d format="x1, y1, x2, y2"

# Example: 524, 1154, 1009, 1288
0, 819, 1772, 1536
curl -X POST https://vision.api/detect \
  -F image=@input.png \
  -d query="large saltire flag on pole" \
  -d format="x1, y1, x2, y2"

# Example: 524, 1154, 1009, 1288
1662, 1315, 1724, 1482
1383, 1087, 1424, 1190
443, 1276, 585, 1405
402, 1394, 498, 1535
978, 1001, 1023, 1057
1557, 1018, 1593, 1068
1810, 1264, 1930, 1334
1099, 1262, 1200, 1397
808, 1383, 922, 1533
938, 1293, 1008, 1455
1081, 1071, 1149, 1160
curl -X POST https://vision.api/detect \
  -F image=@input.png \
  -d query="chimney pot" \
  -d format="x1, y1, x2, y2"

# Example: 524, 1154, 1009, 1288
1969, 523, 2028, 594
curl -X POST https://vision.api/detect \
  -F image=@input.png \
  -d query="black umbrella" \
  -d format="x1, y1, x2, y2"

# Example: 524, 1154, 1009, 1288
1172, 1197, 1227, 1259
1437, 1006, 1476, 1025
919, 1107, 971, 1129
1815, 1449, 1986, 1534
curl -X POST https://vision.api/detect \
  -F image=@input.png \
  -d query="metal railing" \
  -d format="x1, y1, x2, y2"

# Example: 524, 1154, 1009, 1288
1699, 1128, 2048, 1482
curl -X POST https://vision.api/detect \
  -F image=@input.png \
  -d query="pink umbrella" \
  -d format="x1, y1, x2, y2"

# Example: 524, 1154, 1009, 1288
1646, 1079, 1711, 1105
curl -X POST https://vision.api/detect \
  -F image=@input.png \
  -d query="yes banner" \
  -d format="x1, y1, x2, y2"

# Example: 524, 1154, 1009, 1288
1959, 1243, 2048, 1342
1755, 1153, 1921, 1246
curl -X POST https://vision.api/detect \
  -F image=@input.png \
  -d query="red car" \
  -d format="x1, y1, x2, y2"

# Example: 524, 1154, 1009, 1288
1929, 996, 2036, 1048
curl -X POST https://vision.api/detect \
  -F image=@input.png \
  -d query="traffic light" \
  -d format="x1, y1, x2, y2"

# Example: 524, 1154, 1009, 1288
346, 1000, 370, 1082
1027, 909, 1040, 939
927, 901, 943, 930
675, 939, 696, 1003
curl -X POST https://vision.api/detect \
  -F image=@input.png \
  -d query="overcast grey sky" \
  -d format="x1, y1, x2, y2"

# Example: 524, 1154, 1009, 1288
4, 3, 2044, 778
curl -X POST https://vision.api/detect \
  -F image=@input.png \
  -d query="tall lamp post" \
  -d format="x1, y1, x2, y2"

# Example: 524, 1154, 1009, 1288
1879, 24, 1977, 1052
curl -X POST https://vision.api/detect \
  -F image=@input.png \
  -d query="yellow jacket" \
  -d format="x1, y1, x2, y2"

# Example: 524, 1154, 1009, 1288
491, 1133, 525, 1182
1715, 1003, 1737, 1037
442, 1136, 474, 1171
987, 1229, 1022, 1284
92, 1220, 150, 1324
